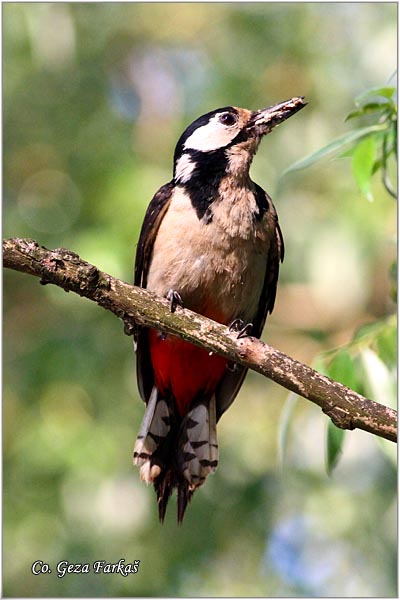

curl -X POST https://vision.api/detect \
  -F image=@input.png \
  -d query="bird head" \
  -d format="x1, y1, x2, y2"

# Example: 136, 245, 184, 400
173, 97, 306, 183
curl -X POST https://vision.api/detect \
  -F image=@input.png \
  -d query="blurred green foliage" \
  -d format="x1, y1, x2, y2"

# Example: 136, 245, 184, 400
285, 79, 397, 473
4, 3, 397, 597
287, 82, 397, 201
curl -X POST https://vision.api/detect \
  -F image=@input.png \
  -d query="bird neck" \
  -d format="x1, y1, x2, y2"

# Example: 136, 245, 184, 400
225, 137, 260, 182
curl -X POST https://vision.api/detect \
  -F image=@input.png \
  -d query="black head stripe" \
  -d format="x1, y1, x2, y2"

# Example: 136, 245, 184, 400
173, 107, 251, 222
180, 148, 228, 221
225, 127, 249, 148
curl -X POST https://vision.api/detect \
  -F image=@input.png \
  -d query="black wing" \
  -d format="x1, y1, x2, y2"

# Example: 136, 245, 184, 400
134, 181, 174, 403
252, 213, 284, 337
215, 188, 284, 420
134, 181, 174, 288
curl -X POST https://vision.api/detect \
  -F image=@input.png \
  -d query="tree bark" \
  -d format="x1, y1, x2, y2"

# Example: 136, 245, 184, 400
3, 237, 397, 443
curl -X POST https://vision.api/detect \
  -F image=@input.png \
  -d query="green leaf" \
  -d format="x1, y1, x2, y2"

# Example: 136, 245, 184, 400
345, 102, 389, 122
359, 348, 397, 409
355, 86, 396, 105
353, 315, 396, 366
326, 420, 345, 475
328, 350, 362, 391
336, 145, 357, 159
351, 135, 377, 201
372, 156, 384, 175
282, 124, 386, 176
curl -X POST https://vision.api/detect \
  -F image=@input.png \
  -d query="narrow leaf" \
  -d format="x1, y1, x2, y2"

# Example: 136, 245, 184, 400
345, 103, 389, 122
336, 146, 357, 159
372, 156, 384, 175
326, 420, 345, 475
282, 124, 386, 176
351, 135, 377, 201
323, 349, 361, 392
359, 348, 396, 409
355, 86, 396, 105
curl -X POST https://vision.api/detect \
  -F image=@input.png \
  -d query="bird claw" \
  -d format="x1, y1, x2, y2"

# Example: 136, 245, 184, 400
229, 319, 253, 339
237, 323, 253, 339
229, 318, 244, 332
123, 319, 136, 337
167, 289, 184, 313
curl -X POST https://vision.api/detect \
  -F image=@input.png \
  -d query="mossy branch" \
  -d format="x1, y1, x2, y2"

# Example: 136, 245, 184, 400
3, 237, 397, 443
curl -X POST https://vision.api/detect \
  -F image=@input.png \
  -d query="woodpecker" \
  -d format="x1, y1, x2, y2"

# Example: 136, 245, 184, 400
133, 97, 306, 522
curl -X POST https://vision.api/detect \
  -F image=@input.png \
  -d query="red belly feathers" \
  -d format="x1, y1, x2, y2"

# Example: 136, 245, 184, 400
148, 329, 227, 417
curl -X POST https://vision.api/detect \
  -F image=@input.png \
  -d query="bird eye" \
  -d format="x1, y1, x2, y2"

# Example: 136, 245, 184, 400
219, 113, 237, 126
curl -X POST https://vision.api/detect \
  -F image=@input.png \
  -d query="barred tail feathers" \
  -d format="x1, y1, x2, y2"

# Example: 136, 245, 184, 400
178, 394, 219, 489
133, 386, 172, 483
133, 389, 219, 522
176, 394, 219, 522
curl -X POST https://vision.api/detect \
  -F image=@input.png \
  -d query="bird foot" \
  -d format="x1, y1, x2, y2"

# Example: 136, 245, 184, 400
229, 319, 253, 339
237, 323, 253, 339
167, 289, 184, 313
229, 318, 244, 332
123, 319, 136, 337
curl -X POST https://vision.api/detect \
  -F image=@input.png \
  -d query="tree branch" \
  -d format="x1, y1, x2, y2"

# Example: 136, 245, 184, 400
3, 237, 397, 443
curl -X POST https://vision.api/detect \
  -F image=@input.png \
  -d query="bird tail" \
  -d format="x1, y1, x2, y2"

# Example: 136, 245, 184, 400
133, 389, 218, 523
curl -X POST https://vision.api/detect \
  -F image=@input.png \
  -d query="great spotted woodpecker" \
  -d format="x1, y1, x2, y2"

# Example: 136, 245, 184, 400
133, 97, 306, 522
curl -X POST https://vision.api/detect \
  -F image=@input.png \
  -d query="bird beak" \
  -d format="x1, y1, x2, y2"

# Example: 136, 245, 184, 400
247, 96, 307, 135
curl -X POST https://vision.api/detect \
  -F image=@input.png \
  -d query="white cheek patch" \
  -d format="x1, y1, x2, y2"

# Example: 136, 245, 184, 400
175, 154, 195, 183
184, 114, 239, 152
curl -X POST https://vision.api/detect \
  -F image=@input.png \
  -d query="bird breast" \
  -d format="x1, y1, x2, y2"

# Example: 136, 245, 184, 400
146, 185, 274, 324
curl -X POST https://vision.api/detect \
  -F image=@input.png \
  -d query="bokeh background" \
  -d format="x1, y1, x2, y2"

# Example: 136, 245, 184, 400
3, 3, 397, 597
